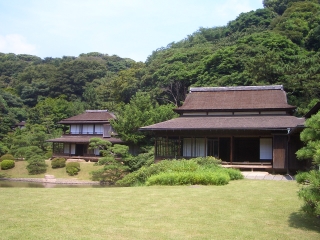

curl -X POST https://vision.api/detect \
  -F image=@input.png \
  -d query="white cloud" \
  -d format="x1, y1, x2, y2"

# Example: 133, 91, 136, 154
0, 34, 37, 55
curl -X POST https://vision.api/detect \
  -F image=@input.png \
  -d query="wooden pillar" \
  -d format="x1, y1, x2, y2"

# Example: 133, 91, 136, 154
230, 136, 233, 164
154, 137, 157, 158
205, 137, 207, 157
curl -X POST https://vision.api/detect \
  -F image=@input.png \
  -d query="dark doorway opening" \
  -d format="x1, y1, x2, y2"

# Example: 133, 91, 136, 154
234, 138, 259, 162
75, 144, 85, 156
219, 138, 231, 162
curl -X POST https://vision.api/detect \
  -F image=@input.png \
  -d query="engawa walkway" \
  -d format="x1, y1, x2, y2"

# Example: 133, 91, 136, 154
242, 171, 295, 181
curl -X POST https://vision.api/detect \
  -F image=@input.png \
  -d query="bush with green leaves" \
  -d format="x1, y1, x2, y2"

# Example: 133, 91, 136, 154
66, 162, 80, 176
51, 157, 66, 169
122, 147, 155, 172
0, 154, 15, 161
1, 160, 15, 170
146, 171, 230, 186
26, 155, 47, 175
116, 157, 242, 186
91, 157, 129, 184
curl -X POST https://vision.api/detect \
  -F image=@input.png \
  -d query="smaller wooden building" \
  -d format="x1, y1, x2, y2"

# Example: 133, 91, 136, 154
47, 110, 123, 160
140, 85, 306, 173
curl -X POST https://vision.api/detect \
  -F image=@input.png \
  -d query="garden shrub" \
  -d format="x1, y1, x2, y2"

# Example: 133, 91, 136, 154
146, 171, 230, 186
219, 168, 244, 180
45, 151, 53, 159
116, 160, 178, 186
1, 160, 15, 170
0, 154, 15, 161
194, 156, 222, 167
117, 158, 243, 186
66, 162, 81, 176
51, 157, 66, 169
26, 155, 47, 175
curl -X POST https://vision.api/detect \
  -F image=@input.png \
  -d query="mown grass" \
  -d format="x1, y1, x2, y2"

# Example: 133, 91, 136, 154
1, 180, 320, 239
0, 160, 103, 180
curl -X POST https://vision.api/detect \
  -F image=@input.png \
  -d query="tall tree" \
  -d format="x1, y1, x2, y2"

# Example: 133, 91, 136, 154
111, 92, 178, 144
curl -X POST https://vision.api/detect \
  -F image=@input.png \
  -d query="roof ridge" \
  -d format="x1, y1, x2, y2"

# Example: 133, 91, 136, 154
85, 110, 108, 112
189, 85, 283, 92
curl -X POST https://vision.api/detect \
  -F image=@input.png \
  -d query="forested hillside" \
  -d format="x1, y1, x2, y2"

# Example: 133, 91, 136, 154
1, 0, 320, 156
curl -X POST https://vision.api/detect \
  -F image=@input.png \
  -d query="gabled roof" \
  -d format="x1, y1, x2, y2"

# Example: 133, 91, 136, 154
140, 115, 305, 131
175, 85, 295, 113
59, 110, 116, 124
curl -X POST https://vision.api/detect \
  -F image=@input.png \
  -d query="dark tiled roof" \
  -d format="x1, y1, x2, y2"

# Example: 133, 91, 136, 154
176, 85, 295, 112
46, 135, 123, 144
59, 110, 116, 124
15, 121, 26, 126
140, 116, 305, 131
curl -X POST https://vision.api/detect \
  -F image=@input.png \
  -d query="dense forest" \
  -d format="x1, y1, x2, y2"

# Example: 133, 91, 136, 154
1, 0, 320, 157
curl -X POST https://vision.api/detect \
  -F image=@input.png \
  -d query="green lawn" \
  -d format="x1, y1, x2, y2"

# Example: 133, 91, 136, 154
1, 180, 319, 239
0, 160, 102, 180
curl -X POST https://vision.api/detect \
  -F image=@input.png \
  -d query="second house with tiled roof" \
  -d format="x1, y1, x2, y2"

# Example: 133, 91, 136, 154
47, 110, 123, 161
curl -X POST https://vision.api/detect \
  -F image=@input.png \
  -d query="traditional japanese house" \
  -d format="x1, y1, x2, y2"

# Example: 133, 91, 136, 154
140, 85, 306, 173
47, 110, 122, 161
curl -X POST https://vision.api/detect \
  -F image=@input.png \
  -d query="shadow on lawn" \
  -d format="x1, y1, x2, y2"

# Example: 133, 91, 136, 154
288, 212, 320, 232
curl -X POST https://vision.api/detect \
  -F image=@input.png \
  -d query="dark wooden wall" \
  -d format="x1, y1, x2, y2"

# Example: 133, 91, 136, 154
273, 135, 287, 169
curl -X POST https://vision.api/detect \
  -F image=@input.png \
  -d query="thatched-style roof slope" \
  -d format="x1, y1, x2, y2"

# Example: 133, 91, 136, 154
140, 116, 305, 131
59, 110, 116, 124
176, 85, 295, 113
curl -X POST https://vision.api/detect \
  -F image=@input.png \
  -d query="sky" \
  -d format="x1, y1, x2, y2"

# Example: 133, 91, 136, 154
0, 0, 263, 62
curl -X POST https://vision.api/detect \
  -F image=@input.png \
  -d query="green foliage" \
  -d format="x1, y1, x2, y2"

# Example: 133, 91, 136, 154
66, 162, 81, 176
295, 171, 310, 183
0, 143, 9, 156
271, 1, 320, 46
228, 8, 276, 33
89, 138, 131, 184
0, 153, 14, 161
111, 92, 178, 144
116, 157, 242, 187
296, 105, 320, 217
122, 146, 155, 171
296, 170, 320, 217
263, 0, 308, 15
222, 168, 245, 180
296, 111, 320, 165
14, 146, 44, 160
91, 157, 129, 184
26, 155, 47, 175
146, 171, 230, 186
51, 157, 66, 169
1, 160, 15, 170
89, 138, 112, 157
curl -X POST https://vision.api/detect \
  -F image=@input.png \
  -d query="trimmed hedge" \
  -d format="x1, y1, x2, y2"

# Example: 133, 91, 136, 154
0, 154, 14, 161
51, 157, 66, 169
26, 156, 48, 175
1, 160, 15, 170
146, 171, 230, 186
66, 162, 80, 176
